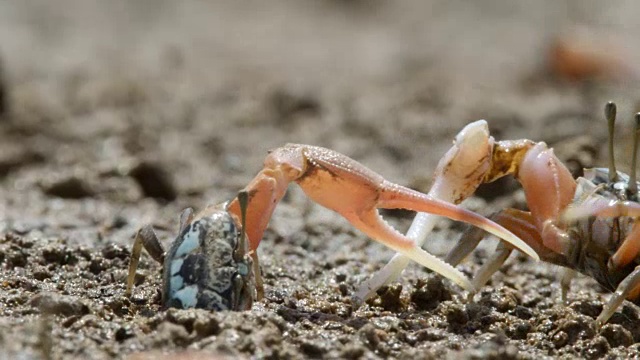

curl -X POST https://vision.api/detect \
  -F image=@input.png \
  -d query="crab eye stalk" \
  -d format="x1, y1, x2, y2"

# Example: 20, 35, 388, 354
605, 101, 618, 182
629, 113, 640, 195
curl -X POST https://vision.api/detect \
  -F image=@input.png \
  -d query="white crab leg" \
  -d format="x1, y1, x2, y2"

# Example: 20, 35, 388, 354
354, 120, 496, 304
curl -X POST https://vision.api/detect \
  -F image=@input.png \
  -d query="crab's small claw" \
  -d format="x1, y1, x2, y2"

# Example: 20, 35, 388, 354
228, 169, 288, 252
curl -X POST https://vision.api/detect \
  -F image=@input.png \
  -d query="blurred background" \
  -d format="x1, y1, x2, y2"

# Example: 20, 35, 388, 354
2, 0, 640, 240
2, 1, 640, 358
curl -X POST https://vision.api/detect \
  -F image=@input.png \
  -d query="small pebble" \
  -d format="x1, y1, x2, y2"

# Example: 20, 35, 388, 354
115, 325, 135, 342
600, 324, 633, 348
28, 292, 90, 317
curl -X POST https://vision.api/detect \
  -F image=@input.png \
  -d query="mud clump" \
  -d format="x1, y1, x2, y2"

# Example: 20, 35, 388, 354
152, 322, 192, 347
41, 243, 80, 266
115, 325, 136, 342
42, 175, 96, 199
552, 316, 596, 349
477, 286, 520, 313
2, 245, 28, 268
410, 276, 452, 311
0, 147, 45, 178
570, 300, 603, 318
128, 161, 177, 201
445, 303, 469, 327
600, 324, 634, 348
29, 292, 90, 317
375, 284, 405, 312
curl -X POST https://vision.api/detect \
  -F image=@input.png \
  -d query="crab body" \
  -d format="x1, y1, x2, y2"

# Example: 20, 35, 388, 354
163, 207, 254, 310
126, 203, 255, 311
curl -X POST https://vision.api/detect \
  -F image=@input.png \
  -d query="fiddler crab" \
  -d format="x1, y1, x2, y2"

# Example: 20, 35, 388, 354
125, 197, 256, 311
126, 143, 540, 311
358, 101, 640, 327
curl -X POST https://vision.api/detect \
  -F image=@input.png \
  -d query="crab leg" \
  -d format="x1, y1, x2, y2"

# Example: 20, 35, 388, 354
178, 208, 194, 234
597, 265, 640, 327
125, 225, 166, 297
560, 268, 577, 303
516, 143, 577, 255
228, 143, 537, 292
236, 190, 264, 300
450, 208, 565, 295
469, 241, 513, 296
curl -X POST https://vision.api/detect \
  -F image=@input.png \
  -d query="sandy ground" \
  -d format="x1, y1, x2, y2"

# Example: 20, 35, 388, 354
2, 1, 640, 359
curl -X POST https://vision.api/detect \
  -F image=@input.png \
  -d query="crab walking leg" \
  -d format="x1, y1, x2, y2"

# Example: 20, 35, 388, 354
445, 221, 488, 267
237, 190, 265, 300
561, 268, 577, 303
468, 241, 513, 298
178, 208, 194, 234
596, 265, 640, 327
126, 225, 165, 297
456, 209, 564, 292
610, 222, 640, 269
355, 120, 499, 302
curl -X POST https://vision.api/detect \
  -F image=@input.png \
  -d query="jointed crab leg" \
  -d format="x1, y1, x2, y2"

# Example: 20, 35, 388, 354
178, 208, 194, 234
597, 265, 640, 326
228, 142, 537, 292
446, 208, 566, 294
125, 225, 166, 297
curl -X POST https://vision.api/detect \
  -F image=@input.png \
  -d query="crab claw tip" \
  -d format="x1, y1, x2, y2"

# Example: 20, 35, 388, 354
483, 223, 540, 261
398, 245, 474, 291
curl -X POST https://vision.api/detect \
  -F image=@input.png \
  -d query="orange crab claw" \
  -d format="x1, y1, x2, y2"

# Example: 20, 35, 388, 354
228, 144, 538, 291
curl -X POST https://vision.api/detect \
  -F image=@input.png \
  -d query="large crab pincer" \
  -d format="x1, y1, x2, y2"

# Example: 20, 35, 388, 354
227, 143, 538, 297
